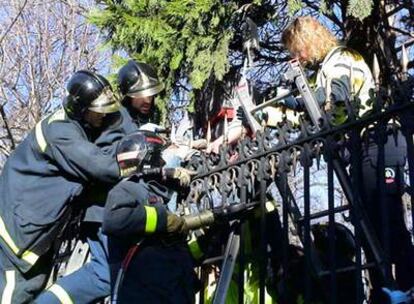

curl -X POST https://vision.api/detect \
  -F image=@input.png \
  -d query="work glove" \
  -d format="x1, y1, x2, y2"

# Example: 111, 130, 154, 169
382, 287, 411, 304
166, 213, 188, 234
236, 106, 250, 129
236, 106, 268, 129
163, 167, 197, 187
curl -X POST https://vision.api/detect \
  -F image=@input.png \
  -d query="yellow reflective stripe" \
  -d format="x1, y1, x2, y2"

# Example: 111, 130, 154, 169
48, 108, 66, 124
35, 121, 47, 152
1, 271, 15, 304
35, 108, 66, 152
144, 206, 157, 234
47, 284, 73, 304
21, 250, 39, 265
188, 239, 203, 260
265, 201, 276, 213
0, 216, 39, 266
0, 217, 19, 255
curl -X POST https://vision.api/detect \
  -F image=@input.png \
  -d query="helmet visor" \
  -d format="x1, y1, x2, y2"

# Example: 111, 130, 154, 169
89, 87, 121, 114
117, 148, 148, 177
127, 83, 164, 98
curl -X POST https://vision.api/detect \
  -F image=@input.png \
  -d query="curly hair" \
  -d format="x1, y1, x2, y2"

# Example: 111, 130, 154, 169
282, 16, 338, 65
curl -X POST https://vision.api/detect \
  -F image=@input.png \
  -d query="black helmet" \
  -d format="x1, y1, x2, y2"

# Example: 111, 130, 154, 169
117, 60, 164, 98
116, 131, 166, 177
64, 70, 120, 118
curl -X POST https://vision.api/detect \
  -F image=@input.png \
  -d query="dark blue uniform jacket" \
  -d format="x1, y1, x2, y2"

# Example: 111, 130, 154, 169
0, 108, 121, 272
103, 177, 197, 303
82, 107, 138, 222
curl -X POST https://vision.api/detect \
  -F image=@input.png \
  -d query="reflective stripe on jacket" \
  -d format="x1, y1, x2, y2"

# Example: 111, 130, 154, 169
315, 46, 375, 120
0, 108, 120, 272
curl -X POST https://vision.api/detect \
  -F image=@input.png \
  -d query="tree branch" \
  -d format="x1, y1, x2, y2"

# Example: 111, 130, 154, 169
0, 0, 28, 47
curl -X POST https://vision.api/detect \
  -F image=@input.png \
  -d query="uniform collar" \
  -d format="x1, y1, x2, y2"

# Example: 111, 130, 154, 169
320, 46, 345, 68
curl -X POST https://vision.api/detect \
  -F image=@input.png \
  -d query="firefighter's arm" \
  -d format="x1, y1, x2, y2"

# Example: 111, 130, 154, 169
45, 121, 120, 183
102, 181, 168, 237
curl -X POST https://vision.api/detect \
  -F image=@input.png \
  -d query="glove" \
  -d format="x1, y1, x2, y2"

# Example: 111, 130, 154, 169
382, 287, 411, 304
236, 106, 250, 129
166, 213, 188, 234
163, 167, 196, 187
237, 106, 269, 129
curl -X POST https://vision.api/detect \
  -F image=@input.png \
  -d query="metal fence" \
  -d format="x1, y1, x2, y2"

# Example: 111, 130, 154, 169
184, 77, 414, 303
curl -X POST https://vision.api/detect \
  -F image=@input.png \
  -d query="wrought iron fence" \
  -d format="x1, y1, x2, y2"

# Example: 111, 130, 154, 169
183, 77, 414, 303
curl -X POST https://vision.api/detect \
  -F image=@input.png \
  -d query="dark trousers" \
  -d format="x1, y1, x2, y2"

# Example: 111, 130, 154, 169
0, 248, 53, 304
35, 225, 110, 304
360, 130, 414, 301
109, 239, 197, 304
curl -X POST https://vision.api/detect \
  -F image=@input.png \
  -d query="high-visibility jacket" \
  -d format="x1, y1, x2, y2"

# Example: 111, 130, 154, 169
314, 46, 375, 121
261, 46, 374, 128
0, 108, 120, 273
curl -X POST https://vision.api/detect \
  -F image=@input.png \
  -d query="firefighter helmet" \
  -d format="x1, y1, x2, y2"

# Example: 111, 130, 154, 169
116, 131, 166, 177
64, 70, 120, 119
117, 60, 164, 98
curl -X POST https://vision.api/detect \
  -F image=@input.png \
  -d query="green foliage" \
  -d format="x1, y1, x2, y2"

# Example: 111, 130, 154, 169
89, 0, 239, 112
318, 0, 373, 21
319, 1, 331, 15
287, 0, 304, 15
347, 0, 373, 21
89, 0, 378, 120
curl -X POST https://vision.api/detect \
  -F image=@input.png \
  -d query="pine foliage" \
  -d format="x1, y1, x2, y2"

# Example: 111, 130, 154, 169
90, 0, 238, 111
90, 1, 412, 126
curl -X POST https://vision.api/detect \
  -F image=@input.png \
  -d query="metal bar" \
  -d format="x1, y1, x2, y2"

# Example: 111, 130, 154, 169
349, 127, 364, 303
212, 229, 240, 304
332, 157, 388, 280
238, 184, 247, 304
377, 120, 393, 285
259, 157, 267, 304
406, 133, 414, 238
326, 137, 337, 304
303, 158, 311, 303
249, 90, 295, 114
318, 262, 377, 276
199, 267, 207, 304
297, 205, 349, 222
280, 171, 290, 304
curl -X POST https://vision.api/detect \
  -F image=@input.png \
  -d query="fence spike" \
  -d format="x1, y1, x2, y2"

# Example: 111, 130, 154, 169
292, 149, 297, 174
401, 44, 408, 80
372, 54, 380, 88
207, 121, 211, 146
224, 113, 229, 145
170, 122, 176, 145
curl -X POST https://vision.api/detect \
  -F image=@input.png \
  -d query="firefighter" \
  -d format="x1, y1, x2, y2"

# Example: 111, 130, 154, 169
35, 102, 139, 304
102, 131, 198, 303
117, 60, 164, 129
282, 16, 414, 302
36, 61, 190, 304
0, 70, 123, 303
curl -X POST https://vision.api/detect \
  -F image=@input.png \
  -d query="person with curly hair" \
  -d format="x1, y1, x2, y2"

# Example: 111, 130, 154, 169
282, 16, 414, 303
